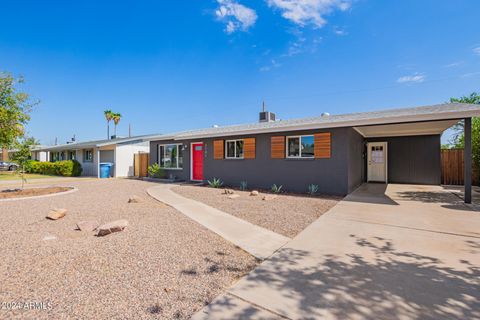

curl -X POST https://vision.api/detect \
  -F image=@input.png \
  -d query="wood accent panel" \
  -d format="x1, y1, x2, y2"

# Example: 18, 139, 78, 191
243, 138, 256, 159
314, 132, 331, 159
441, 148, 478, 185
134, 153, 149, 177
271, 136, 285, 159
214, 140, 224, 160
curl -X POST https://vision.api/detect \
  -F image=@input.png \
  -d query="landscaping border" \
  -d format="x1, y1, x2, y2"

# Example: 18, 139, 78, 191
0, 186, 78, 202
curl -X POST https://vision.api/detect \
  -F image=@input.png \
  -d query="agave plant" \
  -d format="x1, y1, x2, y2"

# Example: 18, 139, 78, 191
307, 184, 319, 195
239, 181, 248, 191
271, 184, 283, 194
208, 178, 223, 188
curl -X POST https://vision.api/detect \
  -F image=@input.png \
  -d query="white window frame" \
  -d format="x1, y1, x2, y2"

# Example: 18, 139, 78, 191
158, 143, 183, 170
286, 135, 315, 159
225, 139, 244, 159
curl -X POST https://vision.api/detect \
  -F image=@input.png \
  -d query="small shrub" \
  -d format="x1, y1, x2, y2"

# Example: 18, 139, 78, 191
271, 184, 283, 193
239, 181, 248, 191
307, 184, 319, 195
148, 163, 165, 178
208, 178, 223, 188
55, 160, 83, 177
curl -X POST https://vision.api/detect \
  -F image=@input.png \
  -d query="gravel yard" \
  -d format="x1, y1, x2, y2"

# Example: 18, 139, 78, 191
172, 185, 341, 238
0, 179, 256, 319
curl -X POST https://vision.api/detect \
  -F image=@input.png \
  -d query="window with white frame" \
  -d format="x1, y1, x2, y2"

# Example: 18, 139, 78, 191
225, 139, 244, 159
159, 144, 183, 169
84, 149, 93, 162
286, 135, 314, 158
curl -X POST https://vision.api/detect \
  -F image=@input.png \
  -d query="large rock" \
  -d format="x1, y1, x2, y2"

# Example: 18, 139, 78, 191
46, 208, 67, 220
96, 219, 129, 237
76, 220, 99, 232
250, 190, 259, 196
128, 195, 142, 203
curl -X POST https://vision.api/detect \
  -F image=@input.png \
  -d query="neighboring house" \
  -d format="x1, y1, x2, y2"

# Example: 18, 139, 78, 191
36, 136, 151, 178
148, 103, 479, 199
1, 146, 49, 162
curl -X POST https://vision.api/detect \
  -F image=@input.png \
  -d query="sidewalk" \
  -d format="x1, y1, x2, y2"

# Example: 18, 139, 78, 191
146, 184, 289, 260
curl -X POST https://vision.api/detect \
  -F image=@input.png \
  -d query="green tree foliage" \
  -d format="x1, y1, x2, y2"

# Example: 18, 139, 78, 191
450, 92, 480, 169
104, 109, 113, 139
0, 72, 36, 149
112, 112, 122, 137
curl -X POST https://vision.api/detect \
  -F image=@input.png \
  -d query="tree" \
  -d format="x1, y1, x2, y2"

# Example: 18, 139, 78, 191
0, 72, 36, 152
449, 92, 480, 170
11, 137, 34, 190
104, 109, 113, 139
112, 112, 122, 137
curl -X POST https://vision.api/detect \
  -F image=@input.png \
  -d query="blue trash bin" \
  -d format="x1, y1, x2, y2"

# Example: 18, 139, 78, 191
99, 163, 113, 178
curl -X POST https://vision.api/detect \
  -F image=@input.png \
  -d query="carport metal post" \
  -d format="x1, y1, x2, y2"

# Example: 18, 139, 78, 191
464, 117, 472, 204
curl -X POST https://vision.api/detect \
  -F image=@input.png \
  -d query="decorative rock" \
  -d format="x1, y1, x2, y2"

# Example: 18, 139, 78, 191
76, 220, 100, 232
262, 195, 277, 201
228, 194, 240, 199
128, 195, 142, 203
250, 190, 259, 196
223, 189, 235, 195
46, 208, 67, 220
96, 219, 129, 237
42, 234, 57, 241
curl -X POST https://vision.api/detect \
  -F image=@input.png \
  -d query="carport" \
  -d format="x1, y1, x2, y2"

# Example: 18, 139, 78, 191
353, 113, 474, 203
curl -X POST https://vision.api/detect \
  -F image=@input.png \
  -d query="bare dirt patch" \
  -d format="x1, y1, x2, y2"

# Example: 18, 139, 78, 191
0, 186, 73, 199
0, 179, 256, 319
172, 185, 341, 238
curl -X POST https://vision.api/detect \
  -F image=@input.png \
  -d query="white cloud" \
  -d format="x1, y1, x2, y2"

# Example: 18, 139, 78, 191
267, 0, 351, 28
260, 59, 281, 72
333, 26, 347, 35
397, 73, 426, 83
215, 0, 257, 34
473, 47, 480, 56
444, 61, 463, 68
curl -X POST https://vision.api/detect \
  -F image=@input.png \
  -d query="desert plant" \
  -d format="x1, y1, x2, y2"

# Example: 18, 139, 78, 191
148, 163, 165, 178
239, 180, 248, 191
307, 184, 319, 195
271, 184, 283, 194
208, 177, 223, 188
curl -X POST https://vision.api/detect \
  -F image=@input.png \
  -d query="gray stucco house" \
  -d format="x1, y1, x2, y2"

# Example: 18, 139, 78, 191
148, 103, 479, 201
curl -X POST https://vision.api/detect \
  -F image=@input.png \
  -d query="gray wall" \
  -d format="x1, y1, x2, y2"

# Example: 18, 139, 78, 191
347, 129, 365, 193
151, 128, 353, 195
366, 135, 441, 185
150, 140, 191, 181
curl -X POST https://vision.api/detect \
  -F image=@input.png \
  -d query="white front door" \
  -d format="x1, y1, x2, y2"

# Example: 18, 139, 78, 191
367, 142, 388, 182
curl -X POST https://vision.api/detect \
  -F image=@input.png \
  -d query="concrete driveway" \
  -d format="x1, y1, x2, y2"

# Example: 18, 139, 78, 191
194, 184, 480, 320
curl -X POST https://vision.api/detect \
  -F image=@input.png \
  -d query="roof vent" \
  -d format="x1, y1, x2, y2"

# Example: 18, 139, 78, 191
259, 101, 276, 123
321, 112, 330, 117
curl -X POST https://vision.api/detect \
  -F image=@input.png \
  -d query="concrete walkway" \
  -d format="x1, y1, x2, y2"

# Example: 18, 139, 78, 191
194, 184, 480, 320
146, 184, 289, 260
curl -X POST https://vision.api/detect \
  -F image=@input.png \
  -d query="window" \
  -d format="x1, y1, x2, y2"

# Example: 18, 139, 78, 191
51, 152, 60, 162
84, 149, 93, 162
159, 144, 183, 169
225, 140, 244, 159
287, 135, 314, 158
68, 151, 76, 160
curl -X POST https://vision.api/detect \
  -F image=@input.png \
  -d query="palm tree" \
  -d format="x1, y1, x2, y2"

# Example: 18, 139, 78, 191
112, 112, 122, 138
104, 110, 113, 139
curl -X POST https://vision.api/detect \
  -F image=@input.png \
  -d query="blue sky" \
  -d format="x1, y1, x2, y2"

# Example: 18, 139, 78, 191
1, 0, 479, 145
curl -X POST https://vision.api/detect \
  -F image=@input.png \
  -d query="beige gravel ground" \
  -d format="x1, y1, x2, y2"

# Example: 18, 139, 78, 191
172, 185, 341, 238
0, 179, 257, 319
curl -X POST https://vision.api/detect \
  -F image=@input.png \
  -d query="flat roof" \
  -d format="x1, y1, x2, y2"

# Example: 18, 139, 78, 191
37, 134, 158, 152
149, 103, 480, 140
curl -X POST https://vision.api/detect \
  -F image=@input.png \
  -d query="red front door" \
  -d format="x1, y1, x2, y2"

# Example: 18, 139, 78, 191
192, 143, 204, 181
